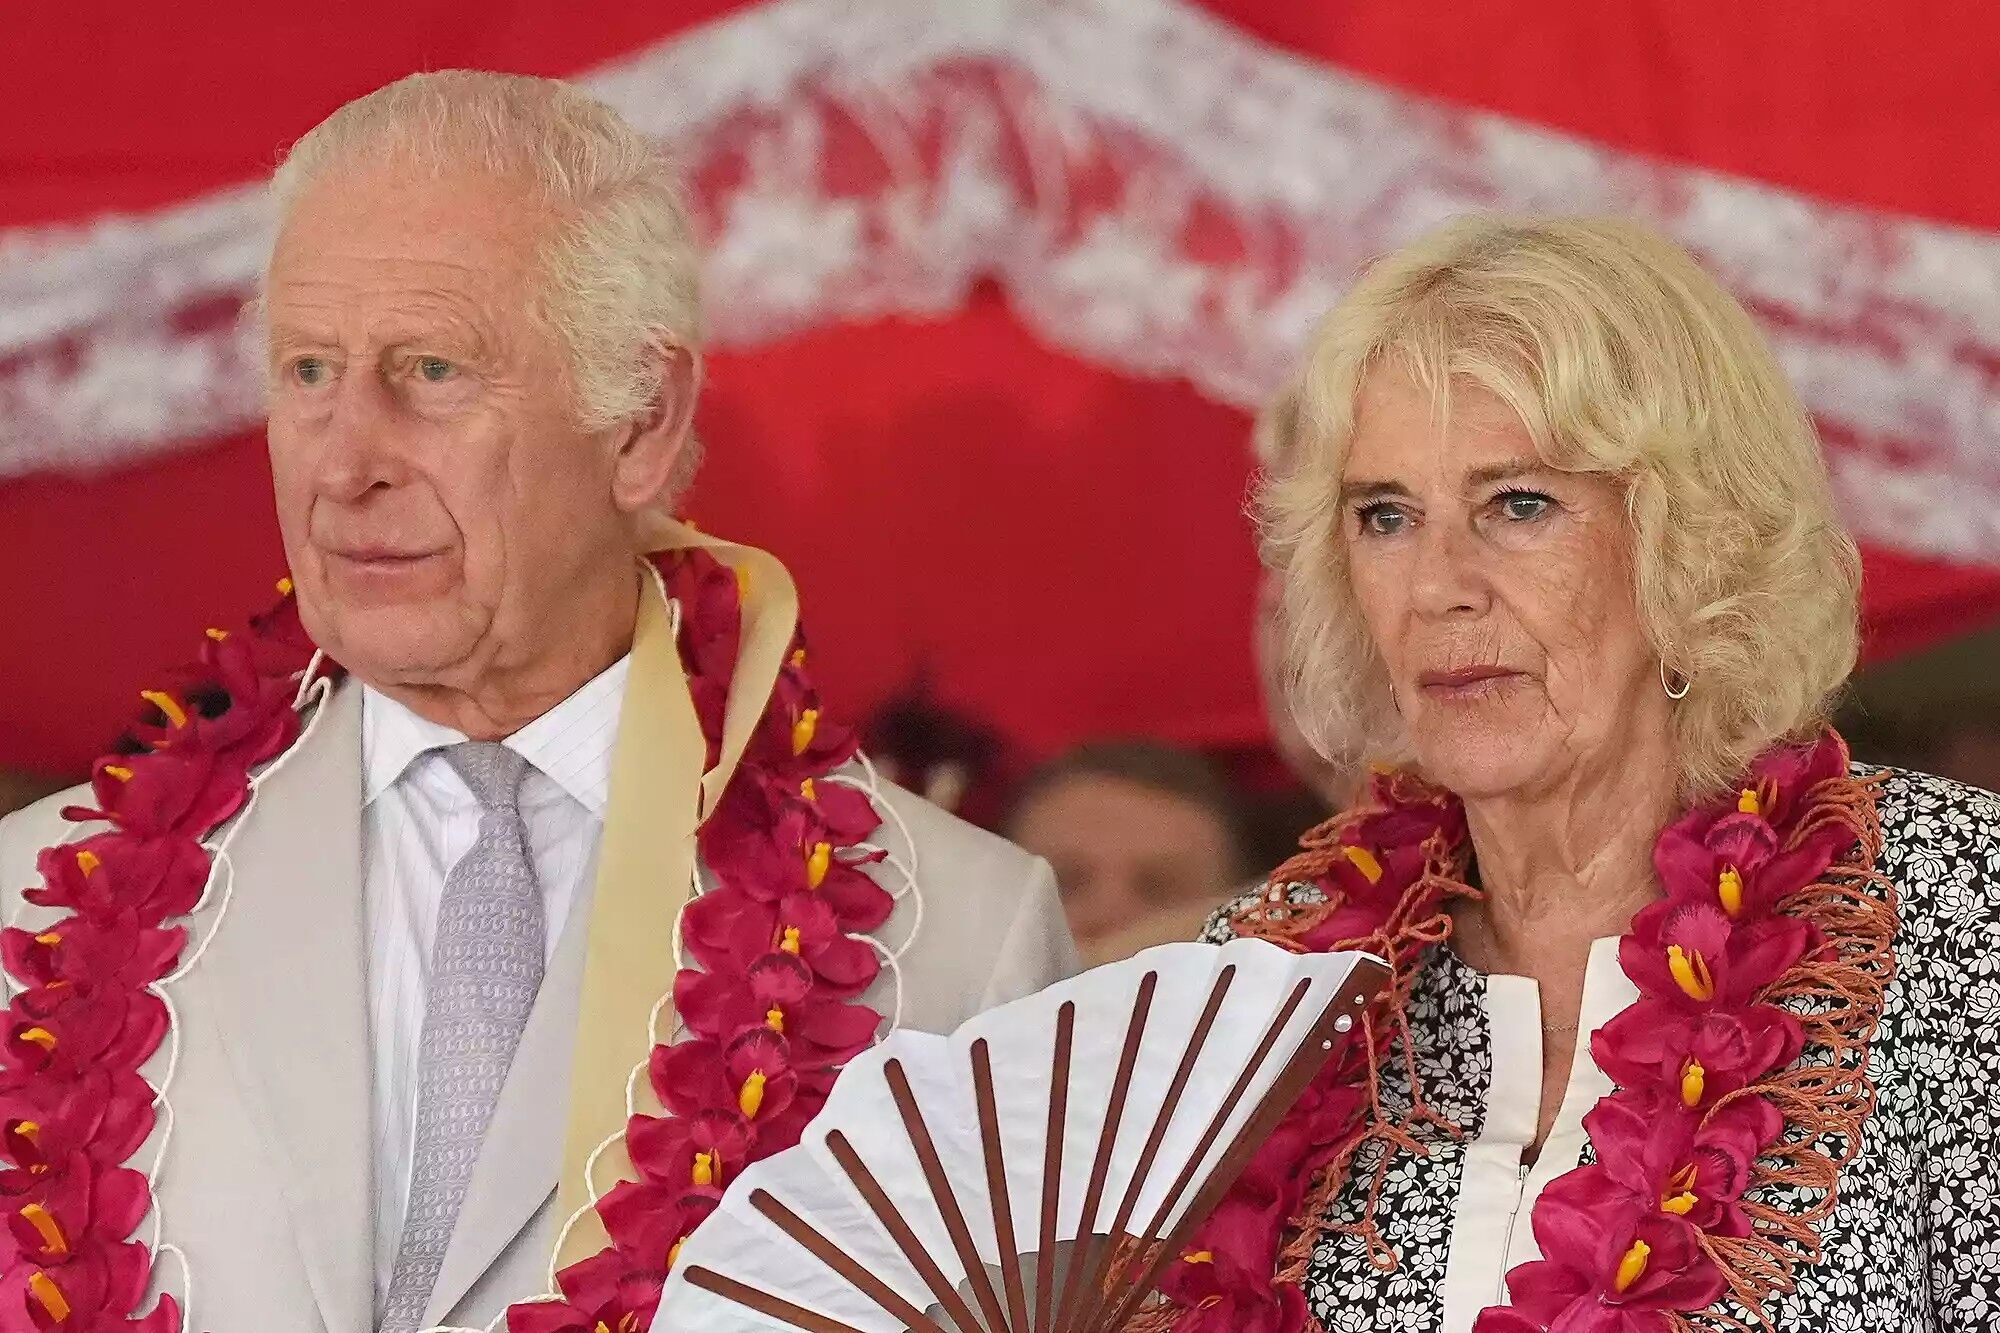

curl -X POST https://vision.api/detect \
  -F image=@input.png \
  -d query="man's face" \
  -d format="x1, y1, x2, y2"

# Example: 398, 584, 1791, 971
264, 163, 633, 692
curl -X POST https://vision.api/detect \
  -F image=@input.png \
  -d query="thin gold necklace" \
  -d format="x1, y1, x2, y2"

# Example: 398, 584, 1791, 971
1453, 907, 1582, 1037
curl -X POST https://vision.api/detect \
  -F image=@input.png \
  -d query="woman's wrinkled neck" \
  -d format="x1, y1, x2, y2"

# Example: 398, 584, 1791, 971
1452, 725, 1681, 976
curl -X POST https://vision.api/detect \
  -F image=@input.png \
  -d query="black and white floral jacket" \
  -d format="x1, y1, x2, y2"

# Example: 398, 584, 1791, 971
1205, 767, 2000, 1332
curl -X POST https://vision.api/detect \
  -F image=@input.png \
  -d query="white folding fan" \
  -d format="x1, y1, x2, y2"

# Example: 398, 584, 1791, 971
653, 938, 1388, 1333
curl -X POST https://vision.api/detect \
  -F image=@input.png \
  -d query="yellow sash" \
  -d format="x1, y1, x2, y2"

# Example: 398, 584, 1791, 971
551, 518, 802, 1270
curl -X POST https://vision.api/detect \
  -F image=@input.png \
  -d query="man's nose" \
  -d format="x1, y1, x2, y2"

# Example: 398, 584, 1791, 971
312, 370, 414, 502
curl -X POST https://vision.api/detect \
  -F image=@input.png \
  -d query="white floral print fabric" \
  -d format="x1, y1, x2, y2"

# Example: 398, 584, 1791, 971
1204, 768, 2000, 1331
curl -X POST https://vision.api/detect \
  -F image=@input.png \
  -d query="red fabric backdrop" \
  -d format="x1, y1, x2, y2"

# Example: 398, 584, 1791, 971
5, 2, 1999, 779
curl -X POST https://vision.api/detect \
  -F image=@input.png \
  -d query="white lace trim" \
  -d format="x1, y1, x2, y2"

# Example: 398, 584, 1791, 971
3, 0, 1997, 563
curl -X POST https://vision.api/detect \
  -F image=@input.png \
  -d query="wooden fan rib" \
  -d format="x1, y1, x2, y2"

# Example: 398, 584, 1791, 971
972, 1039, 1033, 1333
885, 1058, 1013, 1332
826, 1128, 989, 1333
1118, 974, 1318, 1269
1035, 1002, 1076, 1333
682, 1265, 878, 1333
725, 1188, 946, 1333
1096, 958, 1391, 1333
1052, 969, 1159, 1332
1068, 962, 1240, 1327
1162, 960, 1391, 1242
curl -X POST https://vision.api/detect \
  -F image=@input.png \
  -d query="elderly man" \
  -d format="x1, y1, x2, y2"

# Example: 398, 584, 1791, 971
0, 73, 1074, 1333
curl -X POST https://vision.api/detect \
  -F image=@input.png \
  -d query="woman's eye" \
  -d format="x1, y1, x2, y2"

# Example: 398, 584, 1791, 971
291, 357, 329, 386
1496, 491, 1553, 522
417, 356, 455, 383
1357, 503, 1409, 536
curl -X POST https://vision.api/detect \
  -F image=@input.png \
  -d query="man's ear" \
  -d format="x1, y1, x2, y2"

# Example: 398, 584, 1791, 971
610, 342, 702, 514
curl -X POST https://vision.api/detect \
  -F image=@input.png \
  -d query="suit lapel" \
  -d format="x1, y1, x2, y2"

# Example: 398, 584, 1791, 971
195, 677, 374, 1332
423, 852, 599, 1325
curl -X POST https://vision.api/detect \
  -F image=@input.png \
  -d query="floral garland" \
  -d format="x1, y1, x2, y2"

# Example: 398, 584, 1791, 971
0, 548, 894, 1333
1139, 731, 1895, 1333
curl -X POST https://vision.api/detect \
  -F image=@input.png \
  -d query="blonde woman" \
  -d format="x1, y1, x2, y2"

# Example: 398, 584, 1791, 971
1151, 218, 1999, 1333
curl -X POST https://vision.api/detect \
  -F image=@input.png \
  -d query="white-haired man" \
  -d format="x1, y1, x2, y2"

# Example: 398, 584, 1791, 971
0, 72, 1075, 1333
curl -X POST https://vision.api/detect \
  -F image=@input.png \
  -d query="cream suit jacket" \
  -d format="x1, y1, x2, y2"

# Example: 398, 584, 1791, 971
0, 679, 1079, 1331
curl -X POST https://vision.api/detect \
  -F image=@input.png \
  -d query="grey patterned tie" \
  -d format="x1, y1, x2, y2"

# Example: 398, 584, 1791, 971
380, 742, 546, 1332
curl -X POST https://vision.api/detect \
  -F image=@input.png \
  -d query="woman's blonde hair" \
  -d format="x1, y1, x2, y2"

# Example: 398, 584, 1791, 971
1258, 215, 1861, 798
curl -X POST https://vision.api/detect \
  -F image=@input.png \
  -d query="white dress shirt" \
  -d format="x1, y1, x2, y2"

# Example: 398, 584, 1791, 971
360, 658, 630, 1305
1437, 935, 1637, 1330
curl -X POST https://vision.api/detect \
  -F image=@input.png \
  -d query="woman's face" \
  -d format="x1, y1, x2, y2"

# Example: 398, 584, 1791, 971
1339, 371, 1670, 801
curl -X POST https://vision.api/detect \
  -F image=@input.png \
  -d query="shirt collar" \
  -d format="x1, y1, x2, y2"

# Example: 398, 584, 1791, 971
360, 654, 631, 817
505, 655, 629, 816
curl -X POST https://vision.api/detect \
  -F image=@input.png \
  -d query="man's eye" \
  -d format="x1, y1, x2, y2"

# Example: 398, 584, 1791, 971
1496, 491, 1554, 522
417, 356, 455, 383
1356, 503, 1408, 536
291, 357, 329, 386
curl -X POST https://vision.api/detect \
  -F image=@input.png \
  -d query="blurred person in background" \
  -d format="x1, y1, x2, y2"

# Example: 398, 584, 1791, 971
1838, 694, 2000, 798
0, 768, 65, 819
860, 676, 1010, 828
1007, 739, 1248, 965
1935, 717, 2000, 791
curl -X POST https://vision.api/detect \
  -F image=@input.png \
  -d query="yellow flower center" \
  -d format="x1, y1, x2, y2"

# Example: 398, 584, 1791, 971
275, 576, 295, 596
75, 850, 101, 877
1737, 787, 1762, 816
1613, 1238, 1651, 1293
790, 648, 808, 669
692, 1151, 716, 1187
28, 1271, 69, 1321
778, 926, 802, 955
1183, 1251, 1214, 1265
18, 1028, 57, 1053
103, 765, 134, 783
140, 690, 189, 729
1667, 945, 1715, 1001
1341, 845, 1384, 885
800, 778, 817, 803
205, 627, 230, 642
806, 841, 832, 889
765, 1006, 786, 1034
1717, 866, 1744, 917
18, 1203, 67, 1256
1680, 1057, 1706, 1107
791, 708, 820, 756
738, 1070, 768, 1119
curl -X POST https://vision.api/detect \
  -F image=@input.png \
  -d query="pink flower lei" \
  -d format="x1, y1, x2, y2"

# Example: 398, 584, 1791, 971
1136, 731, 1896, 1333
0, 548, 895, 1333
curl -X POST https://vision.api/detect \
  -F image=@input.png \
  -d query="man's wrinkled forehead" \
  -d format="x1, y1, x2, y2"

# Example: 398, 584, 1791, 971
268, 161, 550, 293
266, 271, 502, 364
264, 163, 549, 336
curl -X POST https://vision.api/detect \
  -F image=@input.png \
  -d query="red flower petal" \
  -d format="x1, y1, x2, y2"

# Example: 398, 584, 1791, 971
814, 861, 894, 933
651, 1041, 735, 1119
